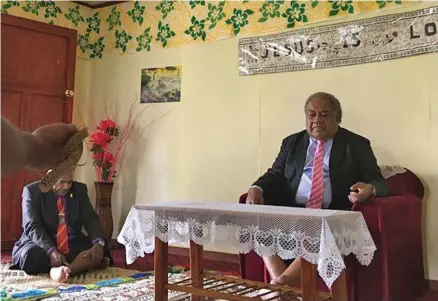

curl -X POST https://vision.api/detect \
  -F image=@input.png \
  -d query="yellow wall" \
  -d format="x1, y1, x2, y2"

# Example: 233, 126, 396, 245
73, 2, 438, 280
1, 1, 415, 59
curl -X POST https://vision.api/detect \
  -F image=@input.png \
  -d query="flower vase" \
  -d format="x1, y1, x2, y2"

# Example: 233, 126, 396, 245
95, 182, 114, 241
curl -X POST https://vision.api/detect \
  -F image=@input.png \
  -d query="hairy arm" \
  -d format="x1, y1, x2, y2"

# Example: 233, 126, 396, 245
1, 116, 77, 176
1, 117, 39, 176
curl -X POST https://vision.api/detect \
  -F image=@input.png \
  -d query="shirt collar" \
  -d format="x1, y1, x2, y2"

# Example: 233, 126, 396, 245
309, 136, 333, 144
55, 193, 71, 199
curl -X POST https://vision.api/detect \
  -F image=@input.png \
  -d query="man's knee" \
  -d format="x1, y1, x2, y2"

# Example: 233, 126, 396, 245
70, 250, 93, 272
19, 245, 50, 275
76, 250, 91, 261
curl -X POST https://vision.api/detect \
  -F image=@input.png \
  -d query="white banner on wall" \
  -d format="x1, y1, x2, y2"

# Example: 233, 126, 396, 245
238, 6, 438, 76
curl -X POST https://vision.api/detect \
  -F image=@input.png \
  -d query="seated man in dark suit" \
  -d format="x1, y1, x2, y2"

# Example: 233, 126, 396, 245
12, 169, 109, 282
246, 92, 388, 287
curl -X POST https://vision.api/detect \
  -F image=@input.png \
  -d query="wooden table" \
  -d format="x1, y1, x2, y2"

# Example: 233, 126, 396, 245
154, 238, 347, 301
118, 203, 374, 301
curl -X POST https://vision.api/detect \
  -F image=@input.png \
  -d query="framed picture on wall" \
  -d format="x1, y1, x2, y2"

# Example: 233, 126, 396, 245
140, 66, 181, 103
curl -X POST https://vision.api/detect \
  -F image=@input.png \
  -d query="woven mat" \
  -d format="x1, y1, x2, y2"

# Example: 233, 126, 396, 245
1, 271, 191, 301
1, 263, 303, 301
1, 262, 142, 291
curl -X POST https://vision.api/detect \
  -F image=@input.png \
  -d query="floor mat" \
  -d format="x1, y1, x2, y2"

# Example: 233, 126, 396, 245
1, 272, 190, 301
1, 272, 305, 301
1, 263, 242, 301
1, 262, 142, 290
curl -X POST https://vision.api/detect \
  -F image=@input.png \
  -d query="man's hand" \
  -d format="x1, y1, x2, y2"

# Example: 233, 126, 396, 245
348, 182, 375, 204
49, 250, 68, 267
246, 187, 264, 205
89, 243, 104, 269
29, 123, 78, 171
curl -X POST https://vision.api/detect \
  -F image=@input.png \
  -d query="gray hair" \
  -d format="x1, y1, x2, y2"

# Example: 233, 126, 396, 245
304, 92, 342, 123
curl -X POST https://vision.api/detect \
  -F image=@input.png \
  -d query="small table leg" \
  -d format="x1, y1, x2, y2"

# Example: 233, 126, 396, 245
155, 237, 168, 301
190, 240, 204, 301
331, 270, 347, 301
301, 259, 319, 301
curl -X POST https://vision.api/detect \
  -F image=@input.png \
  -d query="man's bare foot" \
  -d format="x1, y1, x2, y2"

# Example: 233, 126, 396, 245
50, 266, 71, 283
271, 274, 299, 287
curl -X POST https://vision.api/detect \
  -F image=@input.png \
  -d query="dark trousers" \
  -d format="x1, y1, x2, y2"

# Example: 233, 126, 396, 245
12, 236, 92, 275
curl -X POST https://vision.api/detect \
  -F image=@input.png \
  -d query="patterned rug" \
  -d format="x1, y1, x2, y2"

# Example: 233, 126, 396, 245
1, 274, 191, 301
1, 263, 142, 290
1, 263, 283, 301
1, 262, 191, 301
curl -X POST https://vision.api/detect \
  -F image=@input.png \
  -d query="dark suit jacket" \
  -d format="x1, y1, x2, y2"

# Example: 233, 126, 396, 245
13, 181, 102, 253
253, 128, 388, 210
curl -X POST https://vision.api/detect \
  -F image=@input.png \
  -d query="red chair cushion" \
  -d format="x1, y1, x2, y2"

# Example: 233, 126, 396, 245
385, 168, 424, 199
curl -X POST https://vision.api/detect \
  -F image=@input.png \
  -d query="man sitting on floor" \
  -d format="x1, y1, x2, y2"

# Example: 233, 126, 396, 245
246, 92, 388, 288
12, 170, 109, 282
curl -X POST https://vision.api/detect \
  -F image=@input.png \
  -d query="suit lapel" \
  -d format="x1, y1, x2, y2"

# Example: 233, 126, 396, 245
329, 127, 346, 171
65, 190, 77, 228
329, 128, 347, 206
295, 131, 309, 177
289, 132, 309, 192
45, 191, 59, 228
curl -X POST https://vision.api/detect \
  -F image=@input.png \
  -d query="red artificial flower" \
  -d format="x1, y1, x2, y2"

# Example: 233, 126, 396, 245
102, 151, 114, 163
92, 151, 114, 165
97, 119, 116, 133
92, 152, 103, 160
90, 131, 111, 147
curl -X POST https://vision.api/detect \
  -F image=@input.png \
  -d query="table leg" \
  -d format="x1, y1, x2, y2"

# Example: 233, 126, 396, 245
331, 270, 347, 301
301, 259, 319, 301
155, 237, 168, 301
190, 240, 204, 301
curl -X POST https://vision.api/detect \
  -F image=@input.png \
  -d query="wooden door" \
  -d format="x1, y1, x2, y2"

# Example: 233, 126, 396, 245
1, 15, 77, 249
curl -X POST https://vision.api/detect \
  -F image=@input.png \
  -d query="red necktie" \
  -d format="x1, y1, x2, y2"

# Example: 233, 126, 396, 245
307, 140, 325, 209
56, 196, 69, 254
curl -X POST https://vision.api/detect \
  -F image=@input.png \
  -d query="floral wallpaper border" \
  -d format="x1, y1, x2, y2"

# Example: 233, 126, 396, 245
1, 0, 416, 60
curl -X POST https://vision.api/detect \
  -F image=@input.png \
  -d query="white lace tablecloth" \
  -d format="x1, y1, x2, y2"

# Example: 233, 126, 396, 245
117, 202, 376, 288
